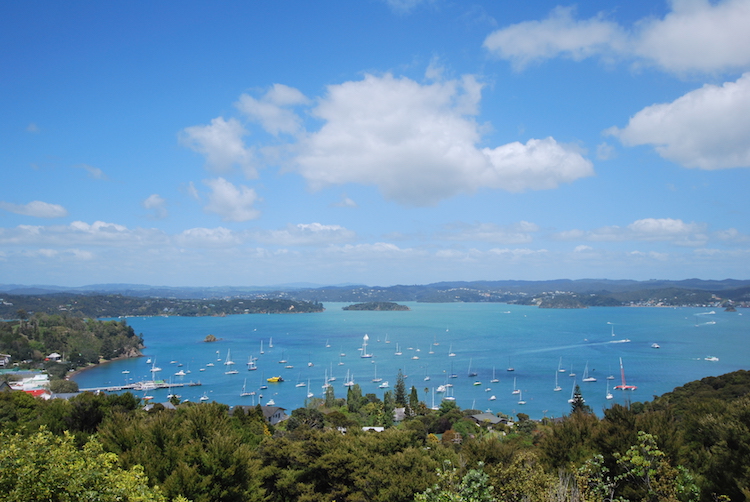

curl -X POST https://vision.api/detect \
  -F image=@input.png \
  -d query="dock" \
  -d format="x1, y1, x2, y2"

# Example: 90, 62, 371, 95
79, 380, 201, 393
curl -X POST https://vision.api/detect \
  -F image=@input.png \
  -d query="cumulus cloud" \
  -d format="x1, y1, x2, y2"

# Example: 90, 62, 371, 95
180, 117, 256, 177
175, 227, 242, 248
483, 6, 625, 70
438, 221, 539, 244
554, 217, 709, 246
254, 223, 357, 246
293, 73, 593, 206
235, 84, 309, 136
608, 73, 750, 169
484, 0, 750, 75
203, 177, 260, 222
142, 194, 168, 219
0, 200, 68, 218
0, 221, 167, 247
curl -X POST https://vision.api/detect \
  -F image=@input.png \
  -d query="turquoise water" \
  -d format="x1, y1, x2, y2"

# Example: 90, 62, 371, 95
73, 303, 749, 420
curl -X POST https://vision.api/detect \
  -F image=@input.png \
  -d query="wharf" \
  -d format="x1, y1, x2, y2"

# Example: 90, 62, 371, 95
79, 380, 201, 393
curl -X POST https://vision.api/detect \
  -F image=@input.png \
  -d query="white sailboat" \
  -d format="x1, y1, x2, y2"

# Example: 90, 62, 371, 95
344, 370, 355, 387
582, 361, 596, 382
260, 340, 264, 355
554, 370, 562, 392
307, 379, 314, 398
372, 364, 382, 383
606, 380, 613, 400
360, 334, 372, 358
448, 344, 456, 357
512, 377, 520, 395
240, 378, 253, 396
467, 358, 477, 377
568, 379, 577, 403
518, 390, 526, 405
224, 349, 235, 365
490, 367, 499, 383
268, 337, 273, 348
558, 357, 566, 373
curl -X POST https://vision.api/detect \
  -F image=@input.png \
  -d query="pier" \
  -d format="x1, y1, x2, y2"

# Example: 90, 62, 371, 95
78, 380, 201, 393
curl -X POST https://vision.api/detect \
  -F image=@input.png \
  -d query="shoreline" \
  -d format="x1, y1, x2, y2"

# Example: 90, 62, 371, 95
66, 352, 143, 381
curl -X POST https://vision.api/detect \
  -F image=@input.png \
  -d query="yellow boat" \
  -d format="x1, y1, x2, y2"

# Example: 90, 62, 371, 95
266, 376, 284, 383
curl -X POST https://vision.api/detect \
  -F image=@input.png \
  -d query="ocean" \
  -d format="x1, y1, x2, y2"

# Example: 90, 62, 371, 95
73, 302, 749, 420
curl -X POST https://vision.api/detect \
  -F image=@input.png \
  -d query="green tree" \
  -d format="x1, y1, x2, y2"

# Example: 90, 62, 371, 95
0, 428, 175, 502
395, 369, 407, 407
414, 460, 495, 502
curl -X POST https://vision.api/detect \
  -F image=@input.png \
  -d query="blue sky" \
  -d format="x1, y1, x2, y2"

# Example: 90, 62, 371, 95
2, 0, 749, 287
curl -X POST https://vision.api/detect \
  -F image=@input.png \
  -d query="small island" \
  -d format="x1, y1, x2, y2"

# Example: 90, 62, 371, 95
342, 301, 410, 311
204, 334, 219, 342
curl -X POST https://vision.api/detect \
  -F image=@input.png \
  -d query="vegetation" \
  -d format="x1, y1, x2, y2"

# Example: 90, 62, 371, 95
0, 314, 143, 373
0, 294, 324, 319
0, 369, 749, 501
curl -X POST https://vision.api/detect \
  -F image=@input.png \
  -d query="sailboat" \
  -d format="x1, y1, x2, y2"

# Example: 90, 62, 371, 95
343, 369, 355, 387
606, 380, 613, 400
295, 373, 306, 387
558, 357, 566, 373
260, 340, 264, 355
554, 370, 562, 392
247, 356, 257, 371
360, 334, 372, 358
448, 344, 456, 357
613, 357, 637, 390
278, 351, 287, 364
467, 358, 477, 377
517, 390, 526, 405
449, 361, 457, 379
372, 365, 382, 383
512, 377, 520, 395
506, 356, 514, 372
224, 350, 238, 374
490, 367, 499, 383
268, 337, 273, 348
568, 379, 577, 403
582, 361, 597, 382
240, 378, 253, 396
306, 379, 314, 399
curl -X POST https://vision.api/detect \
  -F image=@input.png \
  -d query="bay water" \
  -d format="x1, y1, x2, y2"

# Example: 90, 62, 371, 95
73, 303, 749, 420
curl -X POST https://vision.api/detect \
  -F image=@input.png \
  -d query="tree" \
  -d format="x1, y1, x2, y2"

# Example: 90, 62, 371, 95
395, 369, 407, 407
0, 427, 176, 501
415, 460, 495, 502
570, 384, 592, 414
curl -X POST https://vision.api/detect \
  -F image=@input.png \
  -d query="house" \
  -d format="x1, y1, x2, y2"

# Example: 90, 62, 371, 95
470, 412, 508, 426
0, 354, 11, 368
46, 352, 62, 362
230, 405, 289, 425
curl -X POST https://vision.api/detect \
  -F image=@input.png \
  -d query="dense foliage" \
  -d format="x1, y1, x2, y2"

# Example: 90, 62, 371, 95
0, 314, 143, 370
0, 370, 749, 501
0, 294, 324, 319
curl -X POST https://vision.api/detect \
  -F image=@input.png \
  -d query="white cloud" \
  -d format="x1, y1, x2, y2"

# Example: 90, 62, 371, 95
235, 84, 309, 136
483, 6, 625, 70
175, 227, 241, 248
0, 200, 68, 218
438, 221, 539, 244
555, 218, 709, 246
293, 73, 593, 206
254, 223, 357, 246
608, 73, 750, 169
332, 194, 358, 208
484, 0, 750, 75
0, 221, 168, 247
180, 117, 256, 177
75, 164, 108, 180
142, 194, 168, 219
203, 177, 260, 222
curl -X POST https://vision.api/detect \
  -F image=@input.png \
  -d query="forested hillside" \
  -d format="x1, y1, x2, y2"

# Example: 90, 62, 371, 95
1, 369, 749, 501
